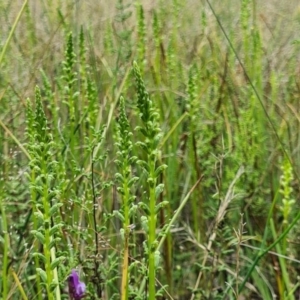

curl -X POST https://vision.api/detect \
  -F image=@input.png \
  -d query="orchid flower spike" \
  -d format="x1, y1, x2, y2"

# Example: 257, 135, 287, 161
68, 269, 86, 300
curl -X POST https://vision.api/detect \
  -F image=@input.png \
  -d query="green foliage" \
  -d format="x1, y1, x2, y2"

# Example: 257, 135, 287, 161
115, 96, 138, 299
26, 87, 62, 299
1, 1, 300, 299
132, 61, 167, 299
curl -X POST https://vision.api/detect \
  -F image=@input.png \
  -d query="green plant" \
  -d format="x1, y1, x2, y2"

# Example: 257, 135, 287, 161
27, 87, 63, 300
2, 1, 300, 299
132, 61, 168, 299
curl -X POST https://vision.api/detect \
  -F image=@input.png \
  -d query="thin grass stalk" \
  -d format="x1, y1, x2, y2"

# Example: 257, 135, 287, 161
0, 0, 28, 68
239, 208, 300, 293
1, 148, 9, 299
270, 218, 294, 300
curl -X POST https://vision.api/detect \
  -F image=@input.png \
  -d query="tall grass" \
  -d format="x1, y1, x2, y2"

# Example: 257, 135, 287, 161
1, 0, 300, 299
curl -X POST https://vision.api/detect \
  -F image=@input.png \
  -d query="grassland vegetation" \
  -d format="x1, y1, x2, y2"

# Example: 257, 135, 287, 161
1, 0, 300, 299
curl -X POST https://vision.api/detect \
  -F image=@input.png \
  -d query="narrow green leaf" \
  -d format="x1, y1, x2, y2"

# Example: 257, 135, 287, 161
154, 164, 168, 178
49, 203, 63, 217
155, 184, 164, 199
51, 256, 65, 270
32, 252, 46, 263
49, 223, 64, 236
36, 268, 47, 283
31, 230, 45, 244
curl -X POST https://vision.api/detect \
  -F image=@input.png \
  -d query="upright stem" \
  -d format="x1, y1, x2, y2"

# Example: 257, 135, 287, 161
121, 174, 130, 300
148, 158, 157, 300
42, 160, 54, 300
1, 198, 9, 299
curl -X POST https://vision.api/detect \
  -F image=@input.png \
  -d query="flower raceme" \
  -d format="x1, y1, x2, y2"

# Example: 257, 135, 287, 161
68, 269, 86, 300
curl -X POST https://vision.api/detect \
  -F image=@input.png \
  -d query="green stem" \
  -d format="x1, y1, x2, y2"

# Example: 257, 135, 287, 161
1, 196, 9, 299
42, 186, 54, 300
157, 177, 202, 250
0, 0, 28, 67
41, 158, 55, 300
121, 170, 130, 300
31, 170, 43, 300
239, 210, 300, 293
270, 218, 294, 300
1, 136, 10, 298
148, 159, 157, 300
138, 176, 202, 296
51, 246, 61, 300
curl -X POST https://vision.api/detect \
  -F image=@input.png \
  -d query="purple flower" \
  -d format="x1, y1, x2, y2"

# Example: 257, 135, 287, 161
68, 269, 86, 300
